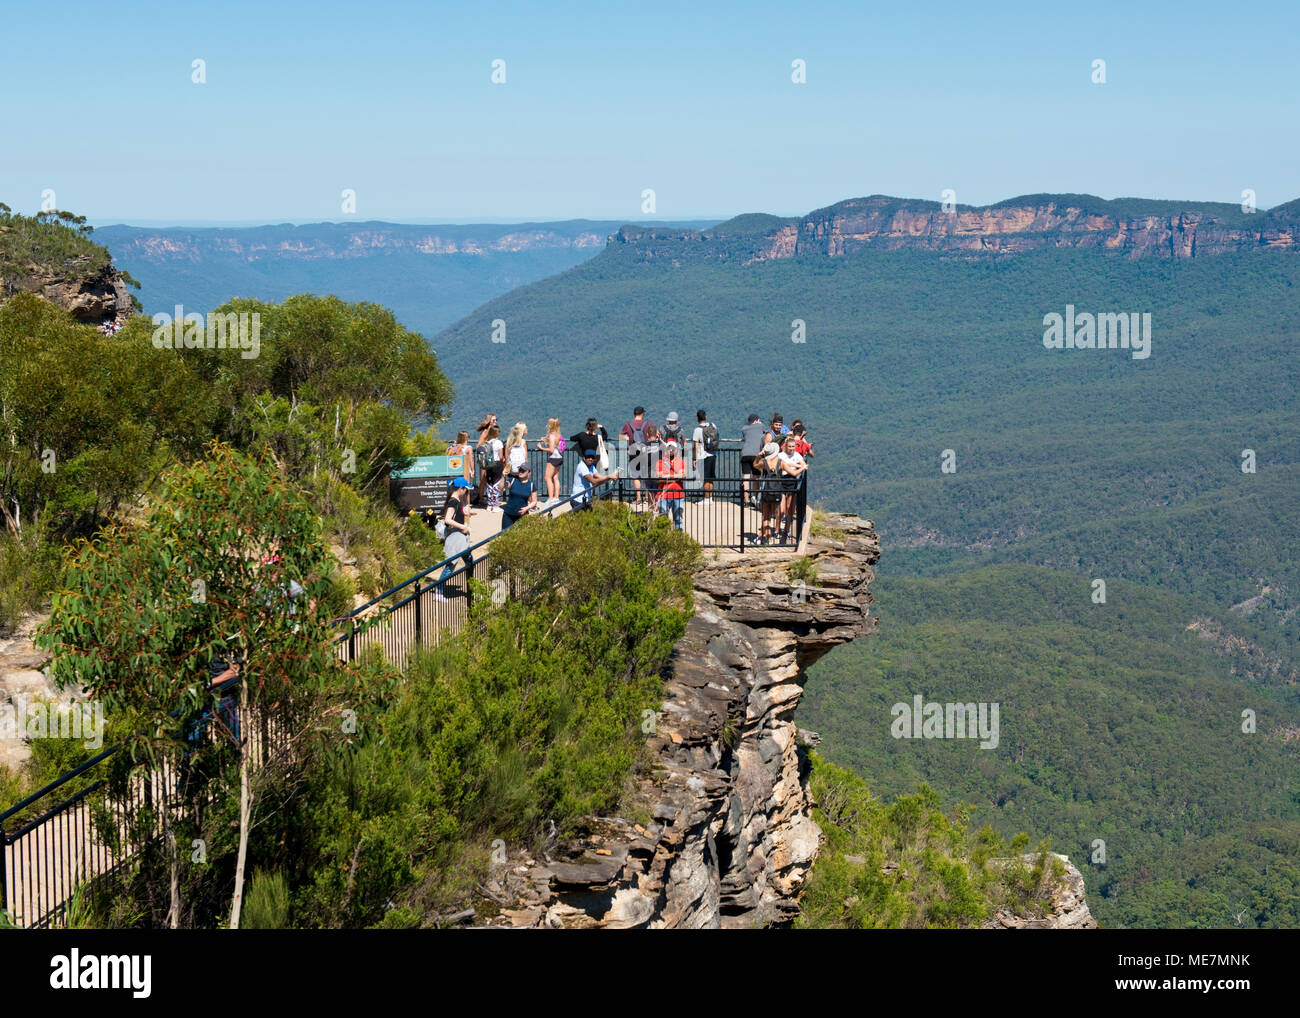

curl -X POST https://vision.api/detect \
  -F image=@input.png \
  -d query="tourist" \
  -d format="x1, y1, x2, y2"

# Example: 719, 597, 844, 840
692, 409, 718, 505
777, 435, 809, 544
764, 413, 787, 447
474, 415, 500, 504
436, 479, 476, 600
642, 422, 662, 510
621, 406, 651, 509
792, 421, 813, 459
479, 424, 505, 510
740, 412, 765, 507
502, 421, 529, 479
662, 411, 686, 448
571, 445, 619, 511
447, 430, 473, 482
541, 418, 565, 504
569, 417, 605, 458
655, 440, 686, 530
501, 462, 539, 530
758, 441, 782, 544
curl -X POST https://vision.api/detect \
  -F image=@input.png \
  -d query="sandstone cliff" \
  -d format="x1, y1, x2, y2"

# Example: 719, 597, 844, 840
7, 262, 135, 326
611, 194, 1300, 264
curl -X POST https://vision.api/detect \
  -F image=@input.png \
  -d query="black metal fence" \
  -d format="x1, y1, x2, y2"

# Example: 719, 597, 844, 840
0, 698, 290, 928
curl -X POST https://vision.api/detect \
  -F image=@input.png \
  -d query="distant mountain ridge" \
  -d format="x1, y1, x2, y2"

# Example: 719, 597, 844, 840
612, 193, 1300, 263
95, 219, 716, 333
97, 219, 622, 263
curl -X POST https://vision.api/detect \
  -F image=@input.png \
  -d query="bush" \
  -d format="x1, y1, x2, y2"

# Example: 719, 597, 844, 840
0, 529, 60, 636
242, 870, 291, 929
282, 502, 700, 926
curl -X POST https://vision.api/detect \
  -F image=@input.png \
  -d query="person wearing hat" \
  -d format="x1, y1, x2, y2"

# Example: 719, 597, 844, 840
501, 461, 539, 531
436, 478, 476, 601
570, 444, 619, 511
662, 411, 685, 448
655, 439, 687, 531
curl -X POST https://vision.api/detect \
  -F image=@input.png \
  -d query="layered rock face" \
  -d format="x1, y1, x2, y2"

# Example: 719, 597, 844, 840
610, 195, 1300, 265
785, 198, 1295, 260
4, 262, 133, 326
495, 512, 881, 928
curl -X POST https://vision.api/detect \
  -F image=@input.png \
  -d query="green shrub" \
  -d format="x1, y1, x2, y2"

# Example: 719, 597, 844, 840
282, 502, 699, 926
242, 870, 291, 929
0, 529, 60, 636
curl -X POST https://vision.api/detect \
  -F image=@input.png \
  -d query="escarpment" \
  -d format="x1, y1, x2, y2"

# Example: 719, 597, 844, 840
490, 513, 881, 928
610, 194, 1300, 265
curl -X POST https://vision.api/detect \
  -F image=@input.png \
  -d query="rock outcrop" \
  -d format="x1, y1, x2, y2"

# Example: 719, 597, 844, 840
492, 512, 881, 928
0, 614, 78, 775
610, 194, 1300, 265
984, 853, 1098, 930
21, 262, 134, 326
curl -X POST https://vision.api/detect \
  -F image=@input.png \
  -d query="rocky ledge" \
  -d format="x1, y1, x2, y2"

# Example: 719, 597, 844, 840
983, 854, 1098, 930
488, 512, 881, 928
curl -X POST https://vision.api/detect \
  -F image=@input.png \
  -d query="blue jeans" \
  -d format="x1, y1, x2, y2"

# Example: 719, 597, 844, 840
186, 693, 240, 748
658, 498, 684, 530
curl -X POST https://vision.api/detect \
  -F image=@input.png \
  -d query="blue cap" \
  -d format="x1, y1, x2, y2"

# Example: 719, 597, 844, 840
450, 477, 472, 489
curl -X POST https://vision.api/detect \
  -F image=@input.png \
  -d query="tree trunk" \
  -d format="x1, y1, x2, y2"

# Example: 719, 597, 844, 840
166, 818, 181, 929
228, 679, 252, 929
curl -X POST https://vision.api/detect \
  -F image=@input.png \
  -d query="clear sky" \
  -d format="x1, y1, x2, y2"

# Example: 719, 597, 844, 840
3, 0, 1297, 224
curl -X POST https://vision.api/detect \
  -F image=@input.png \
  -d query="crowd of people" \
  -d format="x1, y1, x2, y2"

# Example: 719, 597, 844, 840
436, 407, 811, 547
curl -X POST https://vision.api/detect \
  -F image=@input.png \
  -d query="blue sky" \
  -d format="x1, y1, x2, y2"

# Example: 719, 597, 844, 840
3, 0, 1297, 224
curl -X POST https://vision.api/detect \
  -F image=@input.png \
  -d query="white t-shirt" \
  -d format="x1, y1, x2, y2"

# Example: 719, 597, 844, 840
778, 451, 807, 474
488, 437, 503, 462
692, 426, 713, 460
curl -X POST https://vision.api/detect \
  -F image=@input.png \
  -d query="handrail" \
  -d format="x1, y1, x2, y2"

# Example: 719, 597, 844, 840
335, 475, 616, 627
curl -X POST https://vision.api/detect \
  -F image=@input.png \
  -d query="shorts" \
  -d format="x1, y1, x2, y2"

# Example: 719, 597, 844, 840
741, 456, 755, 474
700, 456, 716, 481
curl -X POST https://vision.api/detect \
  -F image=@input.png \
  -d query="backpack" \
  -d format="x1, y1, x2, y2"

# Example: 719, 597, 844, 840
627, 419, 647, 456
663, 423, 684, 447
475, 442, 492, 471
700, 421, 720, 454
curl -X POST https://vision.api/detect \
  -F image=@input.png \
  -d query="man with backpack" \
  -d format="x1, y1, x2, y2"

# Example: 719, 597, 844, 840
621, 405, 651, 510
692, 409, 718, 505
662, 411, 686, 448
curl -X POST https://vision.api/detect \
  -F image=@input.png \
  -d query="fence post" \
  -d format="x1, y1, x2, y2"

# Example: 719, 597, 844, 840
0, 825, 7, 919
413, 579, 422, 646
798, 473, 808, 543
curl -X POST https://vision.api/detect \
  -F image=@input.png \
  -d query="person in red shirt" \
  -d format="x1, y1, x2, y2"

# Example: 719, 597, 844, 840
655, 441, 687, 531
791, 421, 813, 459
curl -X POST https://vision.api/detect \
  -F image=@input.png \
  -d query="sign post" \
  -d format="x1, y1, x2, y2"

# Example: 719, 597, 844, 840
389, 454, 467, 524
